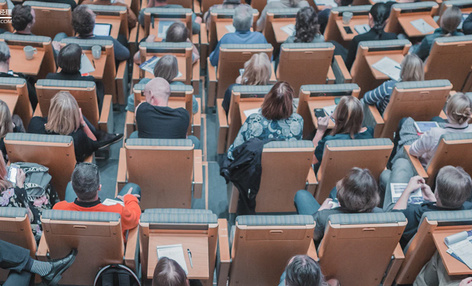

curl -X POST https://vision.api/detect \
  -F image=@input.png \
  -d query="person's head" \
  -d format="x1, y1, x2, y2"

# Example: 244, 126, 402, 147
72, 5, 96, 36
233, 4, 253, 31
45, 91, 81, 135
435, 166, 472, 208
241, 53, 271, 85
144, 77, 171, 106
400, 54, 424, 82
261, 81, 294, 120
71, 163, 101, 202
153, 55, 179, 83
331, 96, 363, 138
440, 6, 462, 34
294, 7, 320, 43
0, 41, 11, 65
0, 99, 13, 138
152, 257, 189, 286
285, 255, 325, 286
446, 93, 472, 125
165, 22, 188, 42
369, 3, 390, 31
336, 168, 380, 213
12, 5, 35, 32
57, 43, 82, 74
335, 0, 353, 6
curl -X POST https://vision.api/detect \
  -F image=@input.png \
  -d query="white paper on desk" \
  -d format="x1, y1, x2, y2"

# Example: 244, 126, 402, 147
447, 236, 472, 269
102, 198, 125, 207
157, 244, 188, 274
80, 53, 95, 75
225, 24, 236, 33
140, 56, 160, 74
354, 24, 370, 34
371, 56, 401, 81
244, 108, 261, 117
458, 13, 469, 30
410, 18, 435, 34
158, 21, 174, 39
315, 0, 337, 7
281, 24, 295, 36
390, 183, 424, 204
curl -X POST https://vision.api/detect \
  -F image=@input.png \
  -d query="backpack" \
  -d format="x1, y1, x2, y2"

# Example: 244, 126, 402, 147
94, 264, 141, 286
13, 162, 52, 198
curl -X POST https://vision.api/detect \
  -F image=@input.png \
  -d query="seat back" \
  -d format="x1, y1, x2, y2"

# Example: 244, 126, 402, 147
324, 5, 371, 47
425, 35, 472, 91
139, 209, 219, 283
277, 42, 335, 92
263, 8, 298, 49
316, 138, 393, 202
143, 8, 192, 37
35, 79, 100, 128
24, 1, 73, 38
440, 0, 472, 16
86, 4, 129, 39
139, 42, 193, 85
319, 212, 407, 286
4, 133, 76, 200
41, 210, 123, 285
385, 2, 439, 34
229, 215, 315, 286
395, 210, 472, 284
351, 39, 411, 98
125, 138, 195, 209
0, 77, 32, 127
379, 80, 452, 139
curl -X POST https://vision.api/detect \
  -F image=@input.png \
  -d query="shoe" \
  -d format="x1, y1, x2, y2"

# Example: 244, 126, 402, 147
42, 249, 78, 286
97, 133, 123, 150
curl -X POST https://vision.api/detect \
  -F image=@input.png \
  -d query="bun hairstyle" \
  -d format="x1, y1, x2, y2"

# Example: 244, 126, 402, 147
446, 93, 472, 125
370, 3, 390, 38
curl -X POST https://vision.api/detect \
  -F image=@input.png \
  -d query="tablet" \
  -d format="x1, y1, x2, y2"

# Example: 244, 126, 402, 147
414, 121, 440, 134
93, 23, 112, 36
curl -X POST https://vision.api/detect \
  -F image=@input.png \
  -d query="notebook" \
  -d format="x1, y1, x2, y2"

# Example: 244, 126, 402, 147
371, 57, 401, 81
93, 23, 112, 36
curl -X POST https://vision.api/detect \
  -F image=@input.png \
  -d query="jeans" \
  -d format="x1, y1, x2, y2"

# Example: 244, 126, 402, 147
294, 190, 321, 215
0, 240, 34, 286
65, 182, 141, 203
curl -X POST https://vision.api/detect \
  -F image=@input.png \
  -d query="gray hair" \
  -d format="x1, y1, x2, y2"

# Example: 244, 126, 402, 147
233, 4, 253, 31
0, 42, 10, 64
71, 163, 100, 201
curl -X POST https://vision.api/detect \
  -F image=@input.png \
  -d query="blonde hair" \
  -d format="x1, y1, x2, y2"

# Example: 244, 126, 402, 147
45, 91, 81, 135
331, 96, 364, 138
0, 150, 12, 190
241, 53, 271, 86
400, 54, 424, 82
0, 100, 13, 138
440, 6, 462, 34
446, 93, 472, 125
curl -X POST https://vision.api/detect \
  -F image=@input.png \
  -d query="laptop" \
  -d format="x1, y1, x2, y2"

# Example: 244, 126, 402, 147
93, 23, 112, 36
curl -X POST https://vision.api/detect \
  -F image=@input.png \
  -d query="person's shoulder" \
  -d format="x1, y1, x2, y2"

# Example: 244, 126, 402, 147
288, 113, 303, 122
53, 200, 72, 210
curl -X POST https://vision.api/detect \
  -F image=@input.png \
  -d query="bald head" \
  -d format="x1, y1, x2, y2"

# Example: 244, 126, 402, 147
144, 77, 171, 106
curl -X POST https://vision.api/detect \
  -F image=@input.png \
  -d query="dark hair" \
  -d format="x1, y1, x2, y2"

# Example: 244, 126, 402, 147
339, 0, 353, 6
153, 55, 179, 83
261, 81, 294, 120
336, 168, 380, 213
331, 96, 363, 138
370, 3, 390, 38
285, 255, 325, 286
0, 42, 10, 63
12, 5, 34, 31
152, 257, 188, 286
294, 7, 320, 43
57, 43, 82, 74
72, 5, 95, 36
166, 22, 188, 42
71, 163, 100, 201
436, 166, 472, 208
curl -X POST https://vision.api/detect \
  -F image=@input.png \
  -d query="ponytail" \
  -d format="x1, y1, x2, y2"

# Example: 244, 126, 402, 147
447, 93, 472, 125
370, 3, 390, 38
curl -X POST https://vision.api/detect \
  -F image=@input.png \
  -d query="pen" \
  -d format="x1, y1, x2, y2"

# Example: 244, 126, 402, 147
187, 249, 193, 268
92, 58, 96, 69
394, 65, 401, 70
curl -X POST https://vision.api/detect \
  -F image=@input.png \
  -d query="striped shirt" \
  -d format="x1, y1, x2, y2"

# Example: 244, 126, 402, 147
362, 80, 397, 115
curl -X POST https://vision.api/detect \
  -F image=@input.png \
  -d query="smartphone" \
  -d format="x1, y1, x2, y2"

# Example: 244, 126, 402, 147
343, 26, 353, 34
314, 108, 326, 119
7, 164, 19, 184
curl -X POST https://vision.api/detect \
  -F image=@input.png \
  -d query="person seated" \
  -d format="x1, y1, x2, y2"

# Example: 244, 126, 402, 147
81, 0, 137, 29
203, 0, 241, 31
345, 3, 397, 70
138, 0, 202, 35
53, 162, 141, 239
284, 7, 324, 44
0, 42, 37, 110
256, 0, 309, 32
227, 81, 303, 159
413, 6, 463, 61
27, 91, 122, 162
152, 257, 203, 286
362, 54, 424, 115
209, 4, 267, 67
464, 13, 472, 35
46, 43, 105, 109
11, 5, 35, 35
294, 168, 382, 244
222, 52, 271, 115
0, 239, 77, 286
0, 99, 25, 163
312, 96, 374, 172
53, 5, 130, 61
134, 77, 200, 148
415, 252, 472, 286
318, 0, 353, 34
279, 255, 340, 286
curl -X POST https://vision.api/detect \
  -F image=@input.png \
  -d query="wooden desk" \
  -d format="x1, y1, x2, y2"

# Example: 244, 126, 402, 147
335, 18, 370, 42
432, 230, 472, 276
95, 16, 121, 39
147, 235, 209, 280
239, 101, 263, 123
149, 19, 186, 41
272, 20, 296, 43
84, 51, 106, 80
366, 54, 404, 80
9, 46, 45, 76
308, 99, 337, 129
0, 93, 19, 114
398, 15, 438, 38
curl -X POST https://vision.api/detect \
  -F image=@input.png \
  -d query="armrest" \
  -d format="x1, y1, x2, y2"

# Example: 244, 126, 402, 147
217, 218, 231, 286
217, 98, 229, 154
331, 55, 352, 83
116, 147, 128, 196
192, 59, 200, 93
137, 24, 147, 43
306, 167, 318, 195
125, 111, 136, 140
200, 23, 209, 70
439, 110, 447, 120
307, 239, 319, 261
200, 23, 208, 45
363, 102, 384, 138
326, 66, 335, 84
99, 94, 113, 133
128, 25, 139, 55
192, 98, 201, 139
33, 108, 43, 118
383, 243, 405, 286
207, 58, 217, 108
36, 233, 49, 261
124, 226, 139, 272
269, 63, 277, 84
116, 61, 129, 105
193, 149, 203, 199
193, 0, 201, 14
403, 145, 428, 179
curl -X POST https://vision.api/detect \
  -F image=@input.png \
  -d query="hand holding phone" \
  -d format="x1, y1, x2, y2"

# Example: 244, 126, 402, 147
314, 108, 326, 119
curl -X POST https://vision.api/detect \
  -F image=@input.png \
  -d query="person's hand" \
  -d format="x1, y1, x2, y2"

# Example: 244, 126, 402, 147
421, 184, 436, 202
317, 116, 330, 133
16, 169, 25, 188
78, 108, 86, 126
145, 34, 156, 43
195, 16, 202, 24
460, 278, 472, 286
235, 75, 242, 84
52, 41, 61, 51
318, 198, 333, 211
116, 187, 140, 201
405, 176, 425, 194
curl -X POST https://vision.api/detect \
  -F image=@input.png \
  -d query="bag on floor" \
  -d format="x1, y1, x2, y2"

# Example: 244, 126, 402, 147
94, 264, 141, 286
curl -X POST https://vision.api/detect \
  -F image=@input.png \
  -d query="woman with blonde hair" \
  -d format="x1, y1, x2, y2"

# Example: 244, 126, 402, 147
0, 99, 24, 162
222, 53, 272, 115
363, 54, 424, 114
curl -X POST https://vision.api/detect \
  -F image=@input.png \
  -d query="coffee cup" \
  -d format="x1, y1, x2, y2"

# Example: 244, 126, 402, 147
91, 45, 101, 59
342, 12, 353, 25
23, 46, 37, 60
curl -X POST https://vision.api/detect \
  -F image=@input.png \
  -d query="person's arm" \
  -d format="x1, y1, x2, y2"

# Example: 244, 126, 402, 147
345, 37, 358, 70
138, 9, 145, 27
393, 175, 425, 210
112, 38, 130, 61
312, 116, 329, 164
187, 38, 200, 63
119, 194, 141, 230
209, 39, 222, 67
256, 5, 268, 31
79, 108, 97, 141
409, 130, 434, 158
363, 81, 392, 105
460, 278, 472, 286
191, 13, 202, 34
414, 37, 431, 61
463, 14, 472, 35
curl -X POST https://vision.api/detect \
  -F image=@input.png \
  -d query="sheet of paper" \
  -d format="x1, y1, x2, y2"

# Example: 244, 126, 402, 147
390, 183, 424, 204
354, 24, 370, 34
225, 24, 236, 33
314, 0, 337, 7
156, 244, 188, 274
139, 56, 160, 74
447, 237, 472, 269
158, 21, 174, 39
410, 18, 435, 34
244, 108, 261, 117
281, 24, 295, 36
102, 198, 125, 207
371, 56, 401, 81
80, 53, 95, 75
